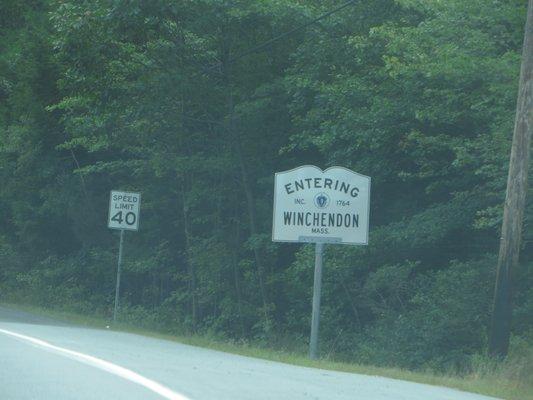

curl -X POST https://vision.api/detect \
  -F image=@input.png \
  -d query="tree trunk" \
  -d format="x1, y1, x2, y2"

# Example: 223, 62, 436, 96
181, 182, 199, 331
232, 215, 246, 337
228, 99, 270, 326
235, 139, 270, 324
222, 41, 270, 331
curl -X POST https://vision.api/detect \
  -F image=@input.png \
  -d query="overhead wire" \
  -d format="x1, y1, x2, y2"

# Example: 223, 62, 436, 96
205, 0, 358, 72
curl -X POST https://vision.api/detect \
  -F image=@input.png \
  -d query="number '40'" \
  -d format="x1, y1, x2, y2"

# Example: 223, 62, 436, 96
111, 211, 136, 225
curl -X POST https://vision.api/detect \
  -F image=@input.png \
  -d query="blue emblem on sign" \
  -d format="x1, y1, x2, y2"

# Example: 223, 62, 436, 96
314, 193, 330, 209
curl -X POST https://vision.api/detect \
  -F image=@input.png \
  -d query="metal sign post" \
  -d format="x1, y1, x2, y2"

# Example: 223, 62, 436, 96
113, 229, 125, 322
272, 166, 370, 359
108, 190, 141, 323
309, 242, 324, 359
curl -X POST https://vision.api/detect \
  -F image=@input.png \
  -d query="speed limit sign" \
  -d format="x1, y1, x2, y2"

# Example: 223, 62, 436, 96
108, 190, 141, 231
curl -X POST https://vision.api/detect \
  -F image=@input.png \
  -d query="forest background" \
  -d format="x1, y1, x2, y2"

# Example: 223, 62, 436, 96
0, 0, 532, 381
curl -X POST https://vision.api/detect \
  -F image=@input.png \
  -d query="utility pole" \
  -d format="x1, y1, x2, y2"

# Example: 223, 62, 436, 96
489, 0, 533, 358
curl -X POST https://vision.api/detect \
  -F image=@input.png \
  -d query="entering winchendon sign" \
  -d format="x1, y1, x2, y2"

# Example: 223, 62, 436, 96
272, 166, 370, 245
272, 165, 371, 360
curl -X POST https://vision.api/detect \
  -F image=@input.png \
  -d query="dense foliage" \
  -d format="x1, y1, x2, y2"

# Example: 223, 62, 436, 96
1, 0, 531, 372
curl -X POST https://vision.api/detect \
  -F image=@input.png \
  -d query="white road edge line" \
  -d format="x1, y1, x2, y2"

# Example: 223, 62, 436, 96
0, 327, 192, 400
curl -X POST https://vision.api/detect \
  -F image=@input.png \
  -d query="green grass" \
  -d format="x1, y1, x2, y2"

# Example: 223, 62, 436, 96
3, 303, 532, 400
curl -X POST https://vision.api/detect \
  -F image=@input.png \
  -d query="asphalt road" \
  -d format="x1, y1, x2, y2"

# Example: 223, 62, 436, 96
0, 306, 500, 400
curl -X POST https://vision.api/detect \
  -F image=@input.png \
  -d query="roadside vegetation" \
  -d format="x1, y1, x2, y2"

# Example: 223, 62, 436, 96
0, 1, 531, 399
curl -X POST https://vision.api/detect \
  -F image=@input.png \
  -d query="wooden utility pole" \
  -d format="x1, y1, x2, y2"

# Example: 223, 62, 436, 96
489, 0, 533, 358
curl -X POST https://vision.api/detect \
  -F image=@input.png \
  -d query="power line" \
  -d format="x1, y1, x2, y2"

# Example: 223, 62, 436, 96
207, 0, 357, 71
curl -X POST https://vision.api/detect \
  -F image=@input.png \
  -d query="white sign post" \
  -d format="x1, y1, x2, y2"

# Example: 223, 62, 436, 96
108, 190, 141, 322
272, 166, 370, 359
